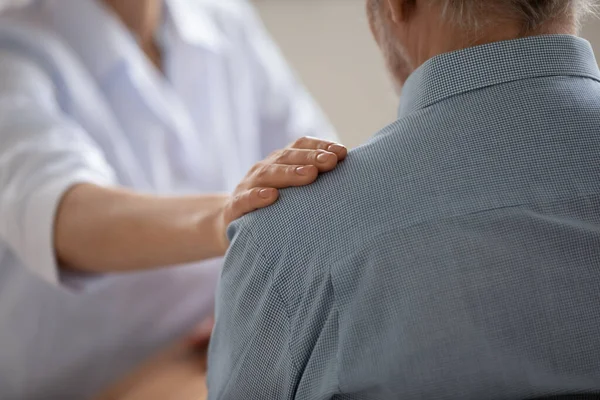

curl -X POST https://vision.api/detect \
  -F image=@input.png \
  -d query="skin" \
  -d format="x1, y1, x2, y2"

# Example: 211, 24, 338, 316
365, 0, 576, 89
56, 139, 347, 273
102, 0, 163, 69
54, 1, 349, 274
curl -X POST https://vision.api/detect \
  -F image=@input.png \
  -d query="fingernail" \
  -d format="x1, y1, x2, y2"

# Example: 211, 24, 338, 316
296, 166, 310, 175
328, 144, 344, 153
317, 152, 331, 163
259, 189, 273, 198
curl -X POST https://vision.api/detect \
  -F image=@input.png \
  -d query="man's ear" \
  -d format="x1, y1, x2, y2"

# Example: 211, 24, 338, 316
385, 0, 415, 24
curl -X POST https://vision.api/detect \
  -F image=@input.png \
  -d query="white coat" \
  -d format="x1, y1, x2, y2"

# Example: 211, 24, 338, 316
0, 0, 335, 398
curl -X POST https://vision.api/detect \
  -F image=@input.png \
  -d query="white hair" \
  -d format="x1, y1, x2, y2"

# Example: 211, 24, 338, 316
435, 0, 598, 31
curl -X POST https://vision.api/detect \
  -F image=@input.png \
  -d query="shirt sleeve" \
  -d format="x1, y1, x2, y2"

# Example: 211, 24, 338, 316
0, 51, 116, 285
239, 1, 339, 152
207, 220, 300, 400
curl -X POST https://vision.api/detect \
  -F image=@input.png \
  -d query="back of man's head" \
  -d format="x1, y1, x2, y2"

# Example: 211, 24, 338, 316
366, 0, 597, 87
432, 0, 595, 31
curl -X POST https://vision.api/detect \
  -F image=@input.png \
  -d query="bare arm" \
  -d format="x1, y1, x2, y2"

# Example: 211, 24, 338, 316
54, 137, 347, 274
55, 184, 229, 273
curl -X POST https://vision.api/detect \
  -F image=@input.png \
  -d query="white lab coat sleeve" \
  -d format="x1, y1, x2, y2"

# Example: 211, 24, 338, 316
0, 51, 117, 285
241, 2, 339, 153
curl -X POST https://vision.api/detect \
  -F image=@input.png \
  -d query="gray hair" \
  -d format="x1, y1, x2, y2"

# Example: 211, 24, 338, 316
435, 0, 597, 31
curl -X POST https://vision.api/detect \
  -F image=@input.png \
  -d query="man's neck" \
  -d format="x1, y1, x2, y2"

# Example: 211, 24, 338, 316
431, 26, 575, 65
102, 0, 163, 70
404, 4, 576, 73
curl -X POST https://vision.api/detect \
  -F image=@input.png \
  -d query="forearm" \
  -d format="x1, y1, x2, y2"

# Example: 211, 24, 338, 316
54, 184, 228, 273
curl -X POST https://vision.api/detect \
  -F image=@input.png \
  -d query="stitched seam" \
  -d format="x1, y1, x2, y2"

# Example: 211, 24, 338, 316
216, 227, 298, 400
245, 226, 302, 376
331, 272, 343, 395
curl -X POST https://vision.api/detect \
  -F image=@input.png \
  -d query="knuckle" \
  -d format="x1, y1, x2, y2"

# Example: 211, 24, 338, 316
317, 141, 331, 151
255, 165, 269, 179
268, 149, 281, 160
275, 149, 290, 164
244, 191, 254, 206
249, 162, 262, 174
232, 193, 243, 205
294, 136, 309, 148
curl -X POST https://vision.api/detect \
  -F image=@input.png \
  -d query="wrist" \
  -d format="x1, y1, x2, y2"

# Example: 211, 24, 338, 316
196, 195, 229, 258
212, 209, 229, 257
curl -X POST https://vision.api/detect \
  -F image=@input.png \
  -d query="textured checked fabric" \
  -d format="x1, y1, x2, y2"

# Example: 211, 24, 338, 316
208, 35, 600, 399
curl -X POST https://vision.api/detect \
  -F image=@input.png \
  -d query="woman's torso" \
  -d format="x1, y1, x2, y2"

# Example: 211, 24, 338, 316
0, 0, 329, 397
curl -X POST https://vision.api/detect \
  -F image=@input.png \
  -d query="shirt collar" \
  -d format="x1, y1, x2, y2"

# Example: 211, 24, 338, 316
40, 0, 223, 82
163, 0, 223, 52
398, 34, 600, 119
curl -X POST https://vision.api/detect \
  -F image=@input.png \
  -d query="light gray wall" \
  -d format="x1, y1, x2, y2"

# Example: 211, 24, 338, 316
255, 0, 600, 148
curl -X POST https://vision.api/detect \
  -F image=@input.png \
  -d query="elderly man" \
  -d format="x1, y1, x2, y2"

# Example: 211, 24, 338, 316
208, 0, 600, 398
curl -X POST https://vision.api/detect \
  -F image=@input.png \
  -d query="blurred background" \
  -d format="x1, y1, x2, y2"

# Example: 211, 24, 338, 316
254, 0, 600, 148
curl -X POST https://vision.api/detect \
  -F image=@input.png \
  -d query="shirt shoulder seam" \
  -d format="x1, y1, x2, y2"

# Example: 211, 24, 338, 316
244, 226, 302, 376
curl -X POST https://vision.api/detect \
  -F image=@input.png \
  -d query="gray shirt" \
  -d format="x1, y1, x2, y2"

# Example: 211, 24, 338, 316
208, 35, 600, 399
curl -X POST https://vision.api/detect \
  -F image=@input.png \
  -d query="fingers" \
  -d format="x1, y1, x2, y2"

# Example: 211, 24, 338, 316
248, 164, 321, 189
227, 187, 279, 222
225, 137, 347, 224
273, 148, 339, 172
290, 136, 348, 161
